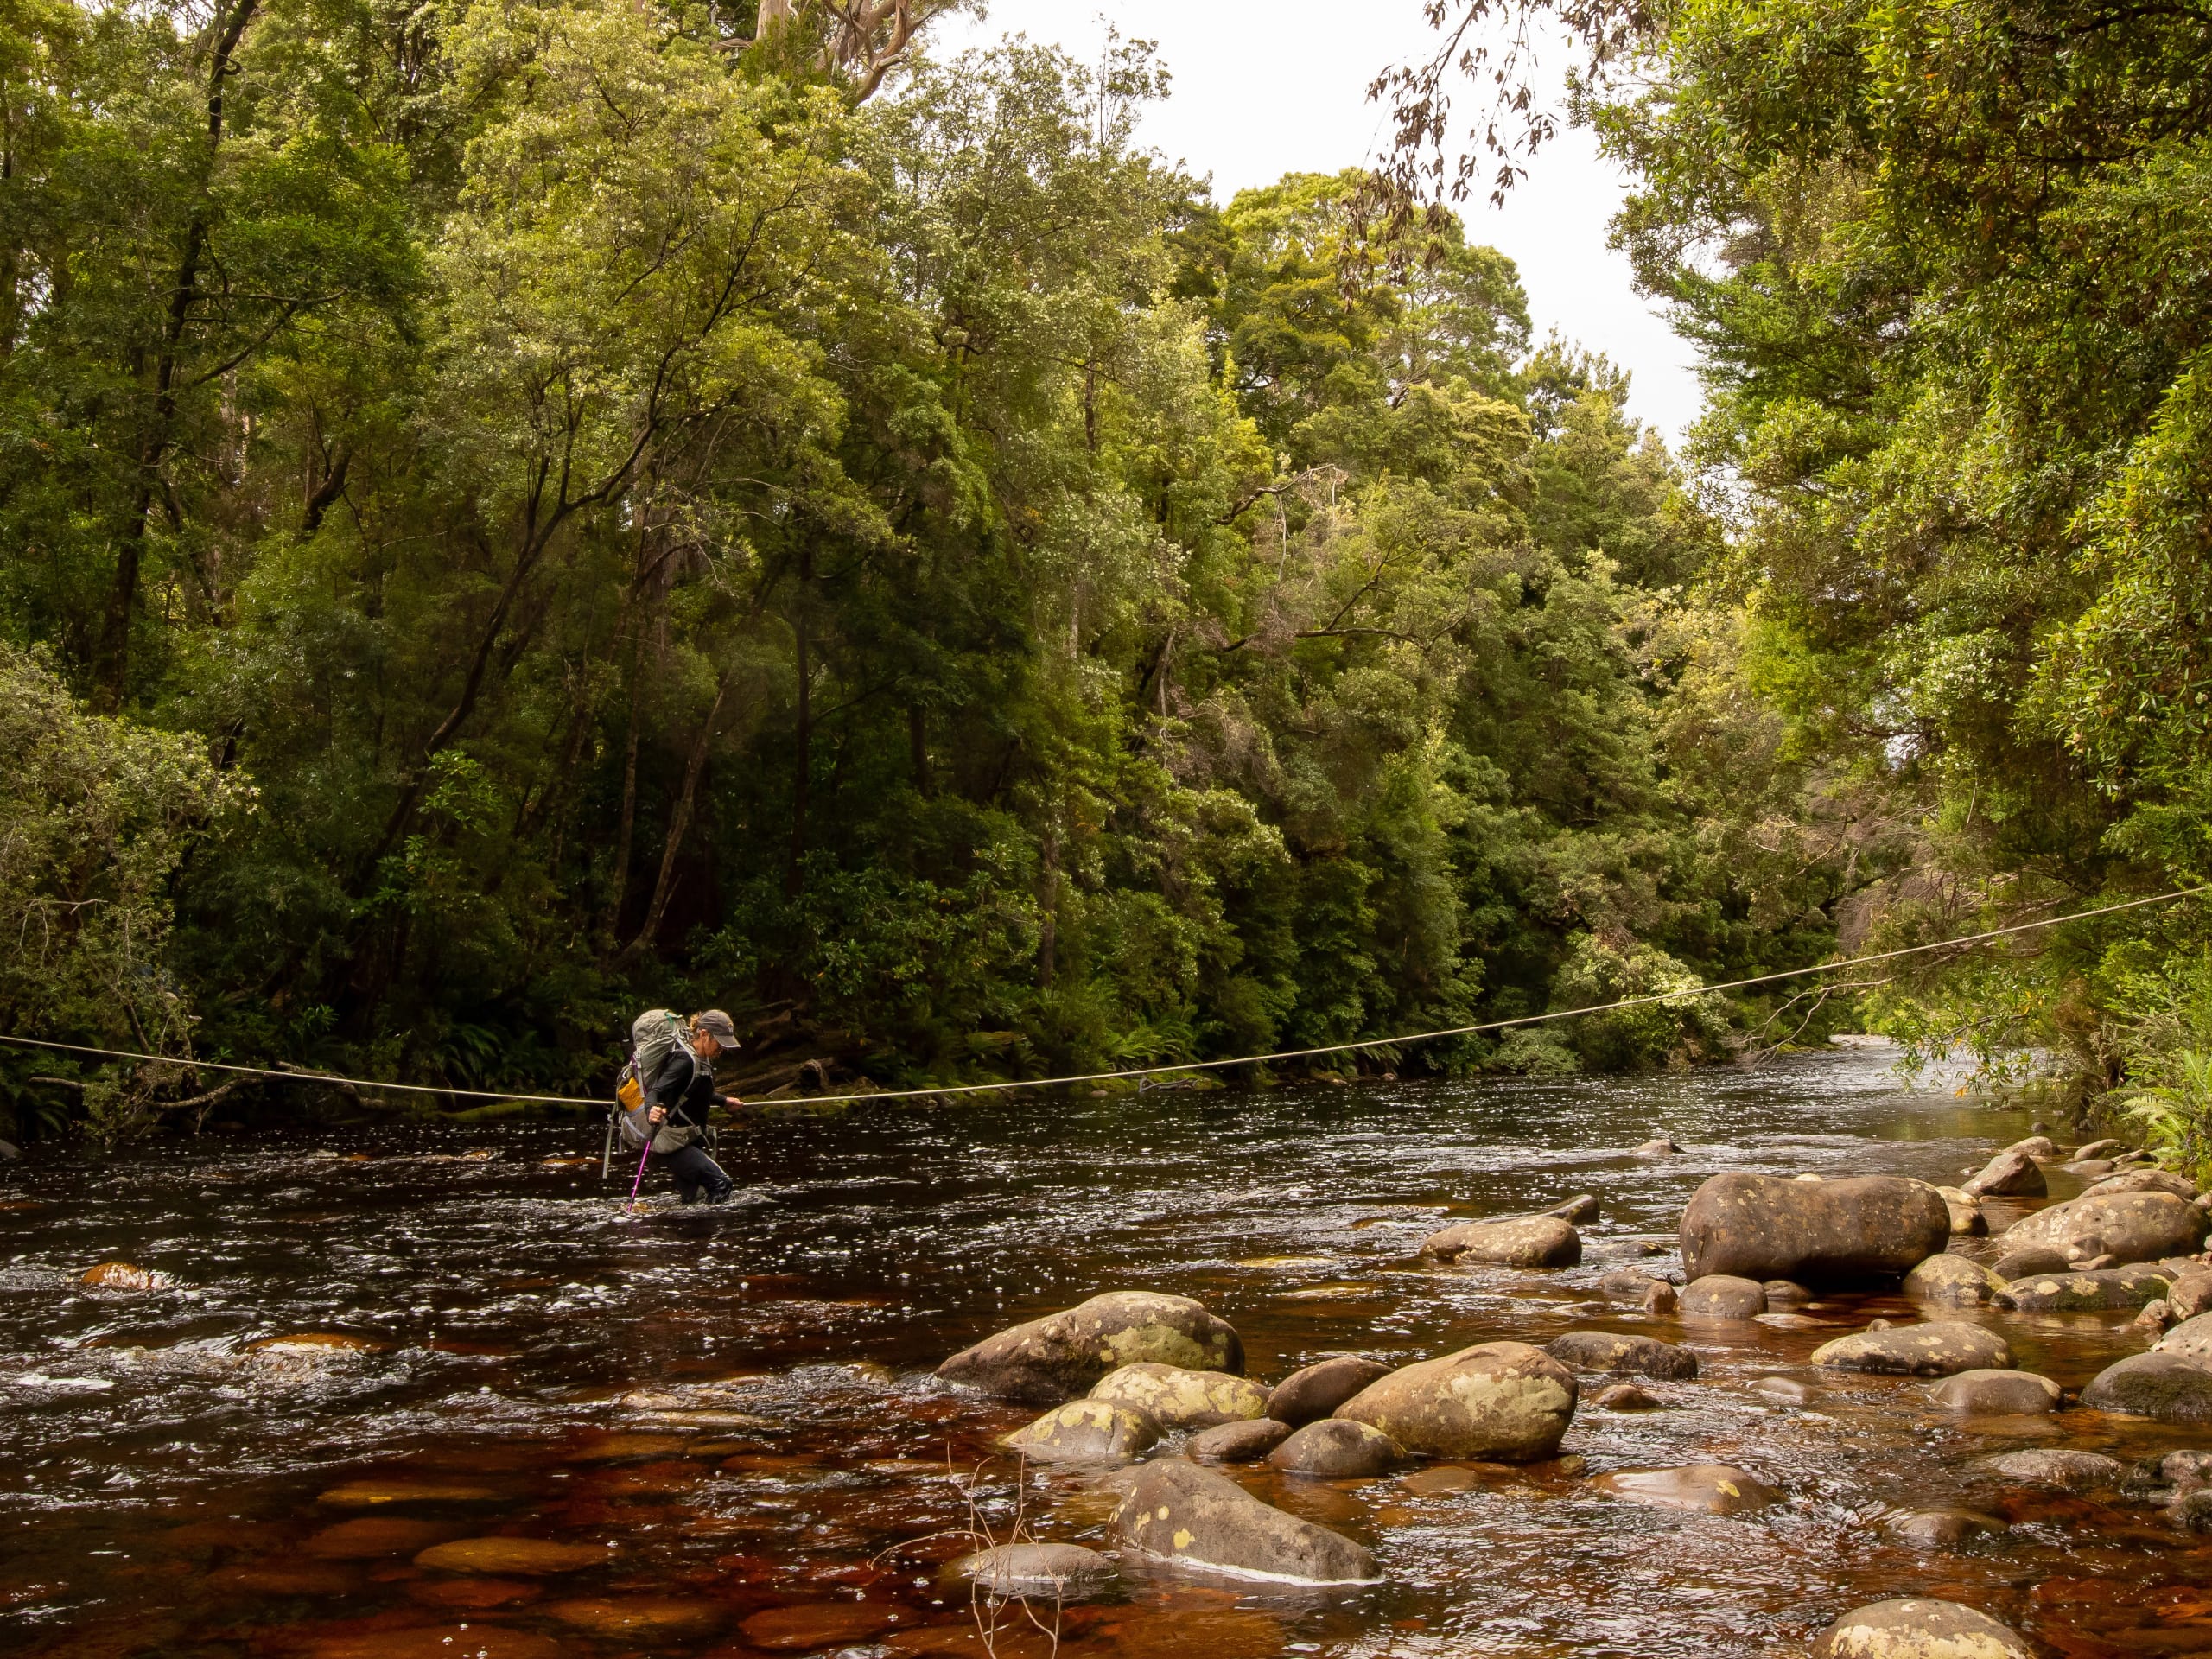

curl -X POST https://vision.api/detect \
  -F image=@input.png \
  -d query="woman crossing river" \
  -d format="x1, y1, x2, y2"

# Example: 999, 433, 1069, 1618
618, 1008, 744, 1205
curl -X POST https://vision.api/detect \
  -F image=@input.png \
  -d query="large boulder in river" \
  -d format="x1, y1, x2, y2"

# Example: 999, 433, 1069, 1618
1681, 1274, 1767, 1319
1961, 1147, 2045, 1198
1334, 1341, 1576, 1461
1111, 1459, 1380, 1585
1679, 1173, 1951, 1284
1089, 1363, 1266, 1429
938, 1292, 1243, 1403
2084, 1168, 2200, 1202
1267, 1419, 1408, 1478
1001, 1399, 1160, 1464
2082, 1352, 2212, 1423
1544, 1330, 1699, 1381
1187, 1418, 1292, 1463
1811, 1321, 2012, 1376
1999, 1190, 2207, 1267
1812, 1599, 2034, 1658
1903, 1254, 2006, 1307
1266, 1357, 1392, 1427
2157, 1312, 2212, 1363
2004, 1266, 2171, 1311
1420, 1215, 1580, 1268
1927, 1369, 2061, 1414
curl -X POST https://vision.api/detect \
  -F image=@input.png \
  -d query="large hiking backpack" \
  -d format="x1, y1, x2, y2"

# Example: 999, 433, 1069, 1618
607, 1009, 696, 1168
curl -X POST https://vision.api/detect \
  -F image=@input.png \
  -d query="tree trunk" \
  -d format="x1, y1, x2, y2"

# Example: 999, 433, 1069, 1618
625, 670, 733, 959
908, 703, 930, 796
785, 546, 813, 897
607, 652, 645, 943
1038, 830, 1059, 988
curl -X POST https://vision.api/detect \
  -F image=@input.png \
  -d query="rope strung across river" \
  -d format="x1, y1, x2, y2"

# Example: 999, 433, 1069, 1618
3, 885, 2205, 1109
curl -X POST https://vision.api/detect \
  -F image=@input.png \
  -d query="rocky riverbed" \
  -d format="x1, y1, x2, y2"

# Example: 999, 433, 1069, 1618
3, 1050, 2210, 1656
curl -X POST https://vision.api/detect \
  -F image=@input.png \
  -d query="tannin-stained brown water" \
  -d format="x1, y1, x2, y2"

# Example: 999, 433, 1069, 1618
0, 1050, 2203, 1658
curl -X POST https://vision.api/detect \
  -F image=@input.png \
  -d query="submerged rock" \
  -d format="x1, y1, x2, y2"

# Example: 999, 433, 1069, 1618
2083, 1352, 2212, 1422
1961, 1147, 2045, 1198
1811, 1321, 2012, 1376
1592, 1464, 1779, 1515
306, 1517, 466, 1559
1265, 1356, 1393, 1427
318, 1480, 502, 1509
1334, 1341, 1576, 1461
1599, 1267, 1667, 1304
79, 1262, 173, 1291
1903, 1254, 2006, 1306
1267, 1418, 1408, 1478
1679, 1173, 1951, 1284
1885, 1509, 2007, 1548
1186, 1417, 1293, 1464
2171, 1490, 2212, 1532
1978, 1449, 2123, 1492
1812, 1599, 2034, 1659
1090, 1363, 1266, 1429
1681, 1274, 1767, 1319
1592, 1382, 1664, 1410
953, 1542, 1118, 1600
413, 1538, 611, 1575
548, 1598, 727, 1640
1926, 1369, 2062, 1414
739, 1603, 902, 1650
1111, 1458, 1380, 1585
1543, 1330, 1699, 1380
1753, 1376, 1815, 1405
1635, 1135, 1681, 1156
2001, 1190, 2207, 1267
1420, 1215, 1581, 1268
937, 1292, 1243, 1403
1001, 1399, 1161, 1465
2004, 1267, 2171, 1311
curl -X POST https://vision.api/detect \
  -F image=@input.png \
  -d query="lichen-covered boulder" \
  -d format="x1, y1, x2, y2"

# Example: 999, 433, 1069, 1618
1926, 1370, 2061, 1414
2082, 1352, 2212, 1423
1591, 1464, 1779, 1515
1679, 1173, 1951, 1284
2000, 1190, 2207, 1267
2004, 1266, 2171, 1311
937, 1292, 1243, 1403
1333, 1341, 1575, 1461
2170, 1272, 2212, 1322
1111, 1459, 1379, 1585
1264, 1357, 1392, 1427
1543, 1330, 1699, 1381
1089, 1363, 1267, 1429
1904, 1254, 2006, 1306
1937, 1188, 1987, 1236
2158, 1313, 2212, 1363
1001, 1399, 1160, 1464
1681, 1274, 1766, 1319
1962, 1147, 2044, 1198
1419, 1215, 1580, 1268
2083, 1168, 2199, 1202
1811, 1321, 2012, 1376
1811, 1599, 2033, 1659
1266, 1418, 1408, 1478
1186, 1417, 1292, 1464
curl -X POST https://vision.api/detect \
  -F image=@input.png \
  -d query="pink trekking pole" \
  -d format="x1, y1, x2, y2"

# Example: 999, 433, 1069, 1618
626, 1120, 653, 1208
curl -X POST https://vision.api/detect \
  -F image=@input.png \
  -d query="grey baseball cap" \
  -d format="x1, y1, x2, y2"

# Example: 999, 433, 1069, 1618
693, 1009, 739, 1044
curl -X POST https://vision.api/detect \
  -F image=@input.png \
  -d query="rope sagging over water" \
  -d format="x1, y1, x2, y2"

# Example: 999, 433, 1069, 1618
3, 884, 2205, 1110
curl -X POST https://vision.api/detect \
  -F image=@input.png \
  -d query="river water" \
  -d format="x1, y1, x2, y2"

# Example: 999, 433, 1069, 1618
0, 1050, 2201, 1658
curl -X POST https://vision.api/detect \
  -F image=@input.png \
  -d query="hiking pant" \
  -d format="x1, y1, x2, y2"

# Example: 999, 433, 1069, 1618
664, 1143, 734, 1205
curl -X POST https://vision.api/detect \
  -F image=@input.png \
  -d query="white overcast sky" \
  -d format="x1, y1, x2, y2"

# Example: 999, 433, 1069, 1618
928, 1, 1705, 444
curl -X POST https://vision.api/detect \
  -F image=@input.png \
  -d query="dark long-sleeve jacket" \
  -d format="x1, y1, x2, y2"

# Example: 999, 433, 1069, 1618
622, 1039, 715, 1153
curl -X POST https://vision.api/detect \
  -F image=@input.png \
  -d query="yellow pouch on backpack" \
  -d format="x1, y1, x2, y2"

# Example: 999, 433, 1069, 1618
616, 1071, 643, 1111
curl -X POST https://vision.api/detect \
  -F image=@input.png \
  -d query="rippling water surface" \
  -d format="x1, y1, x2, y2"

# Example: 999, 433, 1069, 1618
0, 1051, 2201, 1658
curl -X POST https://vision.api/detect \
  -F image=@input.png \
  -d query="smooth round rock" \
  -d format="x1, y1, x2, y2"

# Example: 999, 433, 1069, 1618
1548, 1194, 1602, 1223
1811, 1321, 2012, 1376
1903, 1254, 2006, 1306
318, 1480, 502, 1509
1333, 1341, 1576, 1462
305, 1517, 466, 1559
1187, 1417, 1293, 1463
741, 1603, 901, 1649
1962, 1147, 2045, 1198
1941, 1191, 1988, 1236
1812, 1599, 2033, 1659
1679, 1173, 1950, 1284
548, 1597, 726, 1638
1419, 1215, 1581, 1267
79, 1262, 172, 1290
1544, 1330, 1698, 1380
1635, 1135, 1680, 1156
1267, 1418, 1408, 1478
1111, 1457, 1379, 1585
1681, 1274, 1766, 1319
1001, 1399, 1160, 1464
2171, 1490, 2212, 1531
1978, 1448, 2123, 1492
2007, 1135, 2060, 1160
1265, 1356, 1392, 1427
1885, 1509, 2007, 1548
1090, 1362, 1267, 1429
2171, 1272, 2212, 1321
2157, 1312, 2212, 1363
2005, 1267, 2171, 1311
2085, 1168, 2199, 1201
1592, 1382, 1663, 1409
2082, 1351, 2212, 1422
2001, 1190, 2207, 1267
1764, 1279, 1815, 1305
1754, 1376, 1815, 1405
953, 1541, 1118, 1600
414, 1537, 611, 1575
1599, 1267, 1667, 1304
2073, 1139, 2127, 1160
1592, 1464, 1779, 1515
937, 1291, 1243, 1403
1926, 1370, 2062, 1414
1990, 1246, 2069, 1281
1642, 1279, 1680, 1314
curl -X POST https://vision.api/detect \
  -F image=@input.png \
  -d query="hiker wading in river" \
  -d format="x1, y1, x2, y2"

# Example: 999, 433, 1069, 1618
619, 1009, 743, 1205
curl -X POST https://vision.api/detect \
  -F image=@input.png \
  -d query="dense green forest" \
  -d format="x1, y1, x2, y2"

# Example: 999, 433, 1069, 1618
3, 0, 2206, 1143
